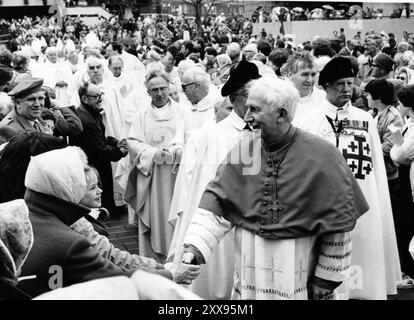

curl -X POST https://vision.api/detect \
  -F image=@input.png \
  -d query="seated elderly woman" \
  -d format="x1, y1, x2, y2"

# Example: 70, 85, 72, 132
16, 146, 200, 297
0, 199, 200, 300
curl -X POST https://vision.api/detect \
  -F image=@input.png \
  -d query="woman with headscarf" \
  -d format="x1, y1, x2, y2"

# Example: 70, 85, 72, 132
395, 66, 414, 86
0, 199, 201, 300
14, 146, 131, 297
16, 146, 198, 297
0, 199, 33, 299
211, 53, 232, 87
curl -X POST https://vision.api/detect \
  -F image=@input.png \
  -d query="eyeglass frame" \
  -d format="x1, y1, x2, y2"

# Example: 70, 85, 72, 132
181, 82, 196, 91
85, 92, 104, 102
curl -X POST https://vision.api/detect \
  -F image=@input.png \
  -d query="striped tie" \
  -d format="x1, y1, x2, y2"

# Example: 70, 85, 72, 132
33, 121, 40, 132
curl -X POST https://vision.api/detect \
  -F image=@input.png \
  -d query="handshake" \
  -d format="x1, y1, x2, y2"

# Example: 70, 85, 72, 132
117, 139, 129, 157
154, 147, 183, 165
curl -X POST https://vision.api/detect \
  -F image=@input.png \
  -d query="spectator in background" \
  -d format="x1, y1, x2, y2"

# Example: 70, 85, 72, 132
0, 78, 49, 141
241, 43, 258, 61
267, 48, 289, 77
70, 82, 128, 216
12, 55, 30, 75
366, 52, 395, 81
390, 84, 414, 289
257, 40, 272, 57
225, 42, 241, 69
395, 66, 414, 86
312, 38, 334, 72
212, 53, 232, 86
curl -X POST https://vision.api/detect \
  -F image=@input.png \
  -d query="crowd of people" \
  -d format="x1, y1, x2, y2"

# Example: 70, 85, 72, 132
0, 10, 414, 300
253, 5, 413, 23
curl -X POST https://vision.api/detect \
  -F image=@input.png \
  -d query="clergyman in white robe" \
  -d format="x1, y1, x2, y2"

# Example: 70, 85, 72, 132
168, 111, 250, 299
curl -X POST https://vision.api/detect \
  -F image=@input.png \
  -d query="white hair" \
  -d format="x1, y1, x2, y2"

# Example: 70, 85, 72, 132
403, 50, 414, 66
145, 67, 170, 89
45, 46, 58, 56
178, 59, 196, 75
243, 43, 258, 54
226, 42, 241, 59
183, 67, 211, 89
248, 76, 300, 122
66, 50, 78, 59
85, 56, 104, 68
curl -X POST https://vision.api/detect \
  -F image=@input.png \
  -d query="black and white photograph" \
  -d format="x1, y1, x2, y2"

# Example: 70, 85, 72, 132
0, 0, 414, 306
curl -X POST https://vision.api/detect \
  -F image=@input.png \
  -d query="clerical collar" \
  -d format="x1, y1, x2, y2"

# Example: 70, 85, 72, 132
151, 99, 170, 109
299, 89, 313, 103
264, 125, 296, 152
191, 90, 214, 112
226, 110, 246, 131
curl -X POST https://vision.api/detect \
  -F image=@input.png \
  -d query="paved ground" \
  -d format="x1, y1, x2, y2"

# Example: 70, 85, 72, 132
103, 210, 139, 255
104, 210, 414, 300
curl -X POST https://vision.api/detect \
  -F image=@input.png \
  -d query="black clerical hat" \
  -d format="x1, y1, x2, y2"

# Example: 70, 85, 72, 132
318, 56, 354, 86
221, 58, 261, 97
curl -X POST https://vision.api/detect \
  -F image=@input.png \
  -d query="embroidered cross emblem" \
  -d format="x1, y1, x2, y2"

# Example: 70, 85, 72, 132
261, 258, 284, 282
295, 260, 308, 282
342, 135, 373, 180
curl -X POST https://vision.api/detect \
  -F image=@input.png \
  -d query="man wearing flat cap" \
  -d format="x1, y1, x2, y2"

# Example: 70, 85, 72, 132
366, 52, 394, 81
0, 77, 48, 141
168, 59, 260, 299
296, 56, 401, 300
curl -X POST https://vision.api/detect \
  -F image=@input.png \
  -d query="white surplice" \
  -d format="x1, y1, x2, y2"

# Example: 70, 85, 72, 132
175, 85, 223, 146
184, 209, 352, 300
126, 100, 188, 260
167, 86, 223, 227
32, 60, 73, 89
296, 99, 401, 299
106, 72, 136, 99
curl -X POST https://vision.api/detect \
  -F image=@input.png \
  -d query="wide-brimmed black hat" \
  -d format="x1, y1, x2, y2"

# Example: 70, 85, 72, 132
221, 59, 261, 97
318, 56, 354, 86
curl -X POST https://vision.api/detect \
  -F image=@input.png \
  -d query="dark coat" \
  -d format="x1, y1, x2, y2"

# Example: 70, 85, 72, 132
17, 190, 131, 297
53, 105, 83, 138
0, 280, 32, 300
69, 104, 124, 211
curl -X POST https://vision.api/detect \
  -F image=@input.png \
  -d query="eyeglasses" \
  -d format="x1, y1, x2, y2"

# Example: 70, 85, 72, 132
86, 93, 104, 102
181, 82, 196, 91
88, 65, 102, 71
148, 87, 168, 94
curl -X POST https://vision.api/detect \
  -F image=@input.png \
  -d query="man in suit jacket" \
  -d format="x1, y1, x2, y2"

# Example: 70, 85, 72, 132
0, 77, 48, 140
70, 82, 128, 214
